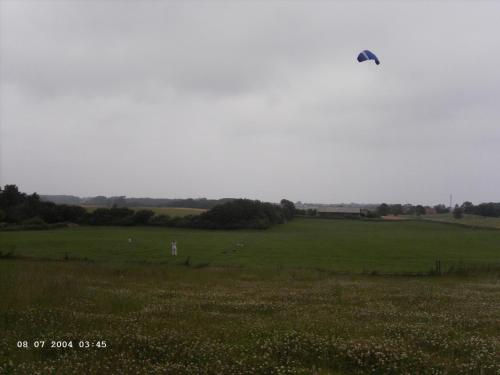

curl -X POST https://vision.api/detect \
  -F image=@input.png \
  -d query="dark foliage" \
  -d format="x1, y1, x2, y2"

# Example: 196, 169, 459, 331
456, 201, 500, 217
280, 199, 296, 221
190, 199, 286, 229
475, 202, 500, 217
415, 205, 426, 216
294, 208, 318, 217
372, 201, 500, 219
148, 214, 171, 226
434, 204, 450, 214
0, 185, 85, 224
453, 206, 464, 219
41, 195, 237, 210
83, 207, 132, 226
133, 209, 155, 225
389, 204, 403, 215
0, 186, 293, 231
461, 201, 474, 214
376, 203, 390, 216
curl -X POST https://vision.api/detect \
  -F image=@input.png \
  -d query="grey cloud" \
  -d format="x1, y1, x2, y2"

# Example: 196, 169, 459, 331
1, 1, 499, 204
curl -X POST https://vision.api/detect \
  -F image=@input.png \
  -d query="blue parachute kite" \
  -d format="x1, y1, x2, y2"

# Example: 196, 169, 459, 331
357, 50, 380, 65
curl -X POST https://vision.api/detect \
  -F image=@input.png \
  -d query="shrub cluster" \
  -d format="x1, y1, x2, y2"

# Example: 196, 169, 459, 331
460, 201, 500, 217
189, 199, 290, 229
81, 199, 292, 229
374, 201, 500, 218
0, 185, 86, 225
81, 207, 155, 226
41, 195, 236, 209
0, 185, 294, 230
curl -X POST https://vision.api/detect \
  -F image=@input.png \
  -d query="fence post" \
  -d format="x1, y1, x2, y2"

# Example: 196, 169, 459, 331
435, 260, 441, 276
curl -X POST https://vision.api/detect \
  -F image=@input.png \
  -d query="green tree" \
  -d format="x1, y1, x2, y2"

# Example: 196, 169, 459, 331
377, 203, 390, 216
0, 184, 24, 209
280, 199, 296, 220
390, 204, 403, 216
453, 205, 464, 219
461, 201, 474, 214
133, 210, 155, 224
434, 204, 450, 214
477, 203, 496, 217
415, 205, 426, 216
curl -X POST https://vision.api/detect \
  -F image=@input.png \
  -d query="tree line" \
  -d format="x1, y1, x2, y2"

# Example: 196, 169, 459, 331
375, 201, 500, 219
0, 185, 295, 230
40, 195, 235, 209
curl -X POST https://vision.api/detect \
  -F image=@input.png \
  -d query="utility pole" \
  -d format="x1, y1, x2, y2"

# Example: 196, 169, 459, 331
449, 194, 453, 211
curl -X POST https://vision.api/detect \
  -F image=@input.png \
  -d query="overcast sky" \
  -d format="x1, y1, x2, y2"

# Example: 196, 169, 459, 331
1, 1, 499, 204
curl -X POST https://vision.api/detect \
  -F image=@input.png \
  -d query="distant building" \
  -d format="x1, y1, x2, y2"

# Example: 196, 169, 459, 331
316, 207, 364, 219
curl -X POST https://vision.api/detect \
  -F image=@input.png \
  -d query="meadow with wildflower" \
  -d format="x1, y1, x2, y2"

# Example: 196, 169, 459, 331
0, 218, 499, 373
0, 260, 499, 374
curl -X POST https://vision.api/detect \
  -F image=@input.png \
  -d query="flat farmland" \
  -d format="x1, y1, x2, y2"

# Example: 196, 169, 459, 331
1, 218, 499, 273
421, 213, 500, 229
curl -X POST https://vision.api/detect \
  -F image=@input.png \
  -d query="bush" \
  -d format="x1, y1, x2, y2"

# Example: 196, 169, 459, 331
133, 210, 155, 225
149, 214, 171, 226
0, 185, 295, 230
82, 207, 136, 225
113, 215, 136, 226
477, 202, 499, 217
85, 208, 114, 225
22, 216, 46, 225
453, 206, 464, 219
377, 203, 390, 216
365, 210, 380, 219
193, 199, 284, 229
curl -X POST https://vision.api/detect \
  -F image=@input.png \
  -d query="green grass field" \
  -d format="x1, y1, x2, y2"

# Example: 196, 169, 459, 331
420, 213, 500, 229
1, 218, 499, 374
1, 218, 499, 272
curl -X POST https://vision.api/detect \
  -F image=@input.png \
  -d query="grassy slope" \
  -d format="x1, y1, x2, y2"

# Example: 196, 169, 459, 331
1, 218, 499, 272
